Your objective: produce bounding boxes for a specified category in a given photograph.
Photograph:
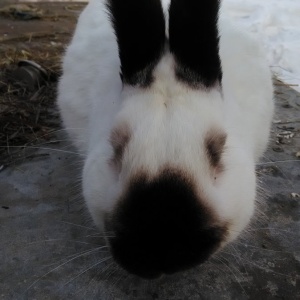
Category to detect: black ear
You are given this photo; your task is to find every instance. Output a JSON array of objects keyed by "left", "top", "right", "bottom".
[
  {"left": 169, "top": 0, "right": 222, "bottom": 88},
  {"left": 107, "top": 0, "right": 165, "bottom": 87}
]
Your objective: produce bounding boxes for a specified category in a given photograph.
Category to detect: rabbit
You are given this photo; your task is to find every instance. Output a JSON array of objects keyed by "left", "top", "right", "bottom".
[{"left": 57, "top": 0, "right": 274, "bottom": 279}]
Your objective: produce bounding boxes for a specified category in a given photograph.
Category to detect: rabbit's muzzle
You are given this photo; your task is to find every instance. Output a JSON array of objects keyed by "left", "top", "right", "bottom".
[{"left": 106, "top": 168, "right": 228, "bottom": 279}]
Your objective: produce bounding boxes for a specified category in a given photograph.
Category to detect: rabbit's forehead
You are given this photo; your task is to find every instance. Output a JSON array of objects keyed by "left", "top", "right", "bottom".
[
  {"left": 113, "top": 91, "right": 225, "bottom": 177},
  {"left": 118, "top": 95, "right": 224, "bottom": 149},
  {"left": 116, "top": 53, "right": 224, "bottom": 143},
  {"left": 119, "top": 83, "right": 224, "bottom": 133}
]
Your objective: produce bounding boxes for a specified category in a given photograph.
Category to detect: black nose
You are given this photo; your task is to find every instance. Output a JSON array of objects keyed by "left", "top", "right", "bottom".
[
  {"left": 107, "top": 169, "right": 227, "bottom": 279},
  {"left": 109, "top": 224, "right": 223, "bottom": 279}
]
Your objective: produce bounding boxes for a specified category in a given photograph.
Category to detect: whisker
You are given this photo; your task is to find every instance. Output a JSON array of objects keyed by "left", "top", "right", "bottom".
[
  {"left": 63, "top": 256, "right": 113, "bottom": 287},
  {"left": 104, "top": 266, "right": 119, "bottom": 282},
  {"left": 257, "top": 160, "right": 300, "bottom": 165},
  {"left": 221, "top": 251, "right": 293, "bottom": 278},
  {"left": 215, "top": 254, "right": 245, "bottom": 279},
  {"left": 226, "top": 244, "right": 248, "bottom": 274},
  {"left": 75, "top": 261, "right": 116, "bottom": 298},
  {"left": 85, "top": 234, "right": 115, "bottom": 238},
  {"left": 233, "top": 241, "right": 297, "bottom": 254},
  {"left": 60, "top": 221, "right": 97, "bottom": 231},
  {"left": 27, "top": 238, "right": 106, "bottom": 246},
  {"left": 41, "top": 247, "right": 108, "bottom": 269},
  {"left": 0, "top": 145, "right": 83, "bottom": 156},
  {"left": 99, "top": 261, "right": 116, "bottom": 278},
  {"left": 25, "top": 246, "right": 107, "bottom": 292},
  {"left": 111, "top": 272, "right": 126, "bottom": 288},
  {"left": 241, "top": 227, "right": 298, "bottom": 234},
  {"left": 214, "top": 256, "right": 248, "bottom": 295}
]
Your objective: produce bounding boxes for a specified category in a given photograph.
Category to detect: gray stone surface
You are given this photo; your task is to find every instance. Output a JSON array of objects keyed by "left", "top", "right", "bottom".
[{"left": 1, "top": 83, "right": 300, "bottom": 300}]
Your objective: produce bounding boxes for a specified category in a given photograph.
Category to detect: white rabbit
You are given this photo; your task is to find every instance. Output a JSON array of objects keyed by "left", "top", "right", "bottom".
[{"left": 57, "top": 0, "right": 274, "bottom": 278}]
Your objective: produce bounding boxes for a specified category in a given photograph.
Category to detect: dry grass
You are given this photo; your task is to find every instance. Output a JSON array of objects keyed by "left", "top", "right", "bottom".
[
  {"left": 0, "top": 38, "right": 66, "bottom": 166},
  {"left": 0, "top": 1, "right": 85, "bottom": 166},
  {"left": 0, "top": 72, "right": 60, "bottom": 165}
]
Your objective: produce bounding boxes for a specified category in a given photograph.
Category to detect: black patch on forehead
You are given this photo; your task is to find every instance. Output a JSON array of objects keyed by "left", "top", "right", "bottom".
[
  {"left": 169, "top": 0, "right": 222, "bottom": 88},
  {"left": 106, "top": 0, "right": 165, "bottom": 87},
  {"left": 108, "top": 168, "right": 227, "bottom": 279}
]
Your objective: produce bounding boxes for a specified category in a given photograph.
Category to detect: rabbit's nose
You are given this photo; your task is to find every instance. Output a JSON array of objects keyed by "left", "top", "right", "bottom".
[
  {"left": 107, "top": 168, "right": 227, "bottom": 278},
  {"left": 109, "top": 225, "right": 224, "bottom": 279}
]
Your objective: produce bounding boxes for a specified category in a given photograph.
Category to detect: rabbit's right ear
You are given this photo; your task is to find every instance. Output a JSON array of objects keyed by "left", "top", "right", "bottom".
[
  {"left": 169, "top": 0, "right": 222, "bottom": 88},
  {"left": 107, "top": 0, "right": 165, "bottom": 87}
]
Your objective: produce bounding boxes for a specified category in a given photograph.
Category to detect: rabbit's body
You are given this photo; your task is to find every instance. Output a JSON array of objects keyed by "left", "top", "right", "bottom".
[{"left": 58, "top": 0, "right": 273, "bottom": 278}]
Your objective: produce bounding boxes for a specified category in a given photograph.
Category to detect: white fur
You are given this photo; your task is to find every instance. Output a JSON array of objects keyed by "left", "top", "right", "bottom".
[{"left": 58, "top": 0, "right": 274, "bottom": 246}]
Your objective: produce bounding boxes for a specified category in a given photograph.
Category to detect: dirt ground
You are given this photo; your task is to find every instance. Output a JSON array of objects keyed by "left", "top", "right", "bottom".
[
  {"left": 0, "top": 1, "right": 85, "bottom": 166},
  {"left": 0, "top": 2, "right": 299, "bottom": 300}
]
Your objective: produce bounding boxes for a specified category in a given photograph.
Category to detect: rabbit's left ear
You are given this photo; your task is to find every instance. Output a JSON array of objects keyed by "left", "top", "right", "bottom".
[
  {"left": 169, "top": 0, "right": 222, "bottom": 88},
  {"left": 107, "top": 0, "right": 165, "bottom": 87}
]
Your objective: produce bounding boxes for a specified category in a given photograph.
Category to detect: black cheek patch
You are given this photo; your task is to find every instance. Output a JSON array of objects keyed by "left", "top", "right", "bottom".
[
  {"left": 169, "top": 0, "right": 222, "bottom": 88},
  {"left": 107, "top": 168, "right": 227, "bottom": 279},
  {"left": 106, "top": 0, "right": 166, "bottom": 87}
]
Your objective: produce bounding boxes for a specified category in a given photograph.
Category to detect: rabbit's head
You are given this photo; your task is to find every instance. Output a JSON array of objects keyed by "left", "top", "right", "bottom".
[{"left": 82, "top": 0, "right": 256, "bottom": 279}]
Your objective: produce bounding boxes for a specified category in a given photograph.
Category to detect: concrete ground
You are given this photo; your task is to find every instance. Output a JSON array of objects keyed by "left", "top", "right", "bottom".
[{"left": 0, "top": 2, "right": 300, "bottom": 300}]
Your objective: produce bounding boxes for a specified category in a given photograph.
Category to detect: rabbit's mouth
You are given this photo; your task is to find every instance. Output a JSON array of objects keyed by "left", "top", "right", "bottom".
[{"left": 104, "top": 167, "right": 228, "bottom": 279}]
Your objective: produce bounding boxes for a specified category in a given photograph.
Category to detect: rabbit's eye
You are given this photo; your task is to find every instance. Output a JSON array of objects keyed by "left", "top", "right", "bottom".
[
  {"left": 109, "top": 125, "right": 131, "bottom": 171},
  {"left": 205, "top": 130, "right": 227, "bottom": 171}
]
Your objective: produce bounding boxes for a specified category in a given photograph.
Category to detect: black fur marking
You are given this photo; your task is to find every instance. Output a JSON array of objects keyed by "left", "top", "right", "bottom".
[
  {"left": 109, "top": 125, "right": 131, "bottom": 172},
  {"left": 107, "top": 0, "right": 165, "bottom": 87},
  {"left": 206, "top": 132, "right": 227, "bottom": 170},
  {"left": 169, "top": 0, "right": 222, "bottom": 88},
  {"left": 107, "top": 168, "right": 226, "bottom": 279}
]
